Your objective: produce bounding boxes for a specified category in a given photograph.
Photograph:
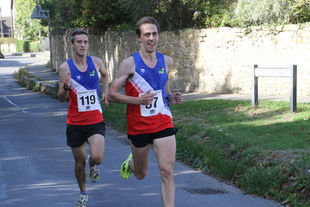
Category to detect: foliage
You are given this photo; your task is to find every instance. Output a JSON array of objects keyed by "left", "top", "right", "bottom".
[
  {"left": 72, "top": 0, "right": 130, "bottom": 30},
  {"left": 38, "top": 0, "right": 75, "bottom": 31},
  {"left": 37, "top": 0, "right": 238, "bottom": 31},
  {"left": 14, "top": 67, "right": 58, "bottom": 98},
  {"left": 38, "top": 0, "right": 131, "bottom": 31},
  {"left": 15, "top": 0, "right": 47, "bottom": 40},
  {"left": 186, "top": 0, "right": 237, "bottom": 28},
  {"left": 118, "top": 0, "right": 194, "bottom": 31},
  {"left": 234, "top": 0, "right": 310, "bottom": 27},
  {"left": 234, "top": 0, "right": 292, "bottom": 26},
  {"left": 289, "top": 0, "right": 310, "bottom": 24},
  {"left": 13, "top": 0, "right": 310, "bottom": 37},
  {"left": 29, "top": 41, "right": 41, "bottom": 52},
  {"left": 117, "top": 0, "right": 237, "bottom": 30},
  {"left": 15, "top": 40, "right": 30, "bottom": 52}
]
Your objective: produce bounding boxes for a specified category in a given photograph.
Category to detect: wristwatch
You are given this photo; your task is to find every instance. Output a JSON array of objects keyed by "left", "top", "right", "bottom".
[{"left": 63, "top": 84, "right": 71, "bottom": 91}]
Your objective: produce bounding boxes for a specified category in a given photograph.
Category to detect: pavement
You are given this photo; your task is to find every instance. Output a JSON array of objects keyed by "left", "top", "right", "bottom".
[{"left": 4, "top": 51, "right": 309, "bottom": 207}]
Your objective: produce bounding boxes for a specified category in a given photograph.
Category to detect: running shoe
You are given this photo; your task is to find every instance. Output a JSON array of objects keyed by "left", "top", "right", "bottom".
[
  {"left": 87, "top": 155, "right": 100, "bottom": 183},
  {"left": 76, "top": 194, "right": 88, "bottom": 207},
  {"left": 120, "top": 153, "right": 132, "bottom": 179}
]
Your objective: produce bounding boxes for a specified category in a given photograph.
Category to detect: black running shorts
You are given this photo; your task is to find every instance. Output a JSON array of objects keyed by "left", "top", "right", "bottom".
[
  {"left": 66, "top": 121, "right": 106, "bottom": 148},
  {"left": 128, "top": 127, "right": 178, "bottom": 148}
]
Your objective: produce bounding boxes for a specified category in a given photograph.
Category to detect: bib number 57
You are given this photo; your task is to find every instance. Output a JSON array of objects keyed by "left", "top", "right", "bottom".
[{"left": 139, "top": 90, "right": 164, "bottom": 117}]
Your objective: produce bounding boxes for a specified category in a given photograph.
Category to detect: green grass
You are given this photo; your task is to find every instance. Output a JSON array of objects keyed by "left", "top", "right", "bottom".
[{"left": 102, "top": 99, "right": 310, "bottom": 207}]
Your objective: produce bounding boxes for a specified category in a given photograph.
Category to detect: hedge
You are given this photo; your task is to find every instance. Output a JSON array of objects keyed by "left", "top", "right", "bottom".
[{"left": 15, "top": 40, "right": 31, "bottom": 52}]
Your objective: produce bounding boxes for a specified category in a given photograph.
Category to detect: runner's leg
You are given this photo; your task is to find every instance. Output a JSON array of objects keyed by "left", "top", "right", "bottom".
[
  {"left": 88, "top": 134, "right": 105, "bottom": 165},
  {"left": 130, "top": 143, "right": 151, "bottom": 180},
  {"left": 153, "top": 135, "right": 176, "bottom": 207},
  {"left": 71, "top": 142, "right": 87, "bottom": 192}
]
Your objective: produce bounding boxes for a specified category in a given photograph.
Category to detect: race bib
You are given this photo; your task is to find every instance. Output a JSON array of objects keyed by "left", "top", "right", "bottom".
[
  {"left": 77, "top": 89, "right": 98, "bottom": 112},
  {"left": 139, "top": 90, "right": 164, "bottom": 117}
]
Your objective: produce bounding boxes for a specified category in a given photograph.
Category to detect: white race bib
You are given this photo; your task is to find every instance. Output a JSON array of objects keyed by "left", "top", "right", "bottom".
[
  {"left": 139, "top": 90, "right": 164, "bottom": 117},
  {"left": 77, "top": 89, "right": 98, "bottom": 112}
]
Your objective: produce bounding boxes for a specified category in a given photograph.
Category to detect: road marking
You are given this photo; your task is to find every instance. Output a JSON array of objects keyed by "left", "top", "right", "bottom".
[{"left": 3, "top": 96, "right": 28, "bottom": 114}]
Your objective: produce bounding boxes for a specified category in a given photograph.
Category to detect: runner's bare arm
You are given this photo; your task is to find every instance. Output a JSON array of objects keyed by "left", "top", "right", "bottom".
[
  {"left": 164, "top": 55, "right": 182, "bottom": 105},
  {"left": 92, "top": 56, "right": 109, "bottom": 105},
  {"left": 57, "top": 62, "right": 71, "bottom": 102},
  {"left": 107, "top": 57, "right": 154, "bottom": 105}
]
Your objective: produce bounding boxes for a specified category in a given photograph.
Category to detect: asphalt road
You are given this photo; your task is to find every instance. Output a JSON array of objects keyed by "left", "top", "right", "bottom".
[{"left": 0, "top": 55, "right": 284, "bottom": 207}]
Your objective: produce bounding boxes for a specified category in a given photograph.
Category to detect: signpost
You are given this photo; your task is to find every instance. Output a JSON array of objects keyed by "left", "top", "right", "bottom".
[
  {"left": 0, "top": 7, "right": 4, "bottom": 38},
  {"left": 31, "top": 4, "right": 53, "bottom": 69},
  {"left": 252, "top": 64, "right": 297, "bottom": 112}
]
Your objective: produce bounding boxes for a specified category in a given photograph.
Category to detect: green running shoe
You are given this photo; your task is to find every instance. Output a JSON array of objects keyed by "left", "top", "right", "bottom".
[{"left": 120, "top": 153, "right": 132, "bottom": 179}]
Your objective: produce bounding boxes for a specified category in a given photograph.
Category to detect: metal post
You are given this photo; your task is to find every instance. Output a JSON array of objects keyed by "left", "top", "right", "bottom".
[
  {"left": 10, "top": 9, "right": 13, "bottom": 38},
  {"left": 47, "top": 10, "right": 53, "bottom": 70},
  {"left": 252, "top": 64, "right": 258, "bottom": 106},
  {"left": 0, "top": 7, "right": 4, "bottom": 38},
  {"left": 290, "top": 64, "right": 297, "bottom": 112},
  {"left": 31, "top": 4, "right": 52, "bottom": 70}
]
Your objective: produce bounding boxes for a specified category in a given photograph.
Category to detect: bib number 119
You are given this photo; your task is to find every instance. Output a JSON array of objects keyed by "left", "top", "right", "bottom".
[
  {"left": 79, "top": 95, "right": 96, "bottom": 105},
  {"left": 77, "top": 89, "right": 98, "bottom": 112}
]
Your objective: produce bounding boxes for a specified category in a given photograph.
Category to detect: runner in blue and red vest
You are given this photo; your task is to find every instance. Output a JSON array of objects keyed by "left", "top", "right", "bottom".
[
  {"left": 58, "top": 29, "right": 109, "bottom": 207},
  {"left": 108, "top": 16, "right": 183, "bottom": 207}
]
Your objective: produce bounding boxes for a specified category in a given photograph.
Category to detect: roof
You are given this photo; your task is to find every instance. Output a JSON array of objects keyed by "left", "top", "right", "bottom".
[{"left": 2, "top": 17, "right": 13, "bottom": 28}]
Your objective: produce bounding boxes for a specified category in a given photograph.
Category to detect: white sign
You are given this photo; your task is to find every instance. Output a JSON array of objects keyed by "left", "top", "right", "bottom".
[{"left": 255, "top": 68, "right": 290, "bottom": 77}]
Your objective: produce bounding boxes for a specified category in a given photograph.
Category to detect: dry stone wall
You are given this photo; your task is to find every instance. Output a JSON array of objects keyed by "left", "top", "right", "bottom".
[{"left": 51, "top": 25, "right": 310, "bottom": 96}]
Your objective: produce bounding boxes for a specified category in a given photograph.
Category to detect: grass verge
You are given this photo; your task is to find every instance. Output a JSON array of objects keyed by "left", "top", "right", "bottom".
[
  {"left": 14, "top": 67, "right": 59, "bottom": 99},
  {"left": 102, "top": 99, "right": 310, "bottom": 207}
]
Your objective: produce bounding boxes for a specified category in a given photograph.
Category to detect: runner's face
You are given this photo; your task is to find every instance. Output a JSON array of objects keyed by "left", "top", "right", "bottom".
[
  {"left": 72, "top": 34, "right": 89, "bottom": 57},
  {"left": 138, "top": 23, "right": 159, "bottom": 53}
]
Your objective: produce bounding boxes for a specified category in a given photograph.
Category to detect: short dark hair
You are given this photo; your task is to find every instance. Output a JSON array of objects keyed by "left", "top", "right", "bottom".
[
  {"left": 71, "top": 29, "right": 89, "bottom": 43},
  {"left": 135, "top": 16, "right": 160, "bottom": 37}
]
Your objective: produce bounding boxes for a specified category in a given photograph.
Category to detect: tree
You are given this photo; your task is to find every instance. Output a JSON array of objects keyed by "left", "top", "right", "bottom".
[
  {"left": 15, "top": 0, "right": 46, "bottom": 40},
  {"left": 118, "top": 0, "right": 237, "bottom": 30},
  {"left": 234, "top": 0, "right": 310, "bottom": 27},
  {"left": 72, "top": 0, "right": 131, "bottom": 30},
  {"left": 37, "top": 0, "right": 132, "bottom": 32},
  {"left": 118, "top": 0, "right": 194, "bottom": 31},
  {"left": 37, "top": 0, "right": 76, "bottom": 32}
]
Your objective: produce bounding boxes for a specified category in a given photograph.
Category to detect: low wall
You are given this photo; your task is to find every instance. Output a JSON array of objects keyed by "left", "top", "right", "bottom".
[
  {"left": 1, "top": 42, "right": 16, "bottom": 52},
  {"left": 51, "top": 25, "right": 310, "bottom": 96}
]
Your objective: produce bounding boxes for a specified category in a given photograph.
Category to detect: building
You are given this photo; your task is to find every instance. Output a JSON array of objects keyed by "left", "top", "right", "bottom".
[{"left": 0, "top": 16, "right": 13, "bottom": 37}]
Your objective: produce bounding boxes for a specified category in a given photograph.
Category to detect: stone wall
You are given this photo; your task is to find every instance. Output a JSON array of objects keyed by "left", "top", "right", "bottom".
[{"left": 51, "top": 25, "right": 310, "bottom": 96}]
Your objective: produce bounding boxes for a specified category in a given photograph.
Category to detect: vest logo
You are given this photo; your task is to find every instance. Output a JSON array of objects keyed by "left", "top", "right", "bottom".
[
  {"left": 140, "top": 68, "right": 146, "bottom": 73},
  {"left": 158, "top": 67, "right": 165, "bottom": 74},
  {"left": 89, "top": 70, "right": 95, "bottom": 77}
]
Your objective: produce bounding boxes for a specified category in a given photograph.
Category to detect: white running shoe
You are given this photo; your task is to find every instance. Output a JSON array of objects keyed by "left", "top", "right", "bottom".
[
  {"left": 87, "top": 155, "right": 100, "bottom": 183},
  {"left": 76, "top": 194, "right": 88, "bottom": 207}
]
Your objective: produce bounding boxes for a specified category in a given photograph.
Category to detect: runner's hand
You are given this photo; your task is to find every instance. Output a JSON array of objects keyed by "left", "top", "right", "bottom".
[
  {"left": 63, "top": 73, "right": 71, "bottom": 88},
  {"left": 139, "top": 89, "right": 155, "bottom": 105},
  {"left": 102, "top": 93, "right": 109, "bottom": 105},
  {"left": 170, "top": 92, "right": 183, "bottom": 105}
]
